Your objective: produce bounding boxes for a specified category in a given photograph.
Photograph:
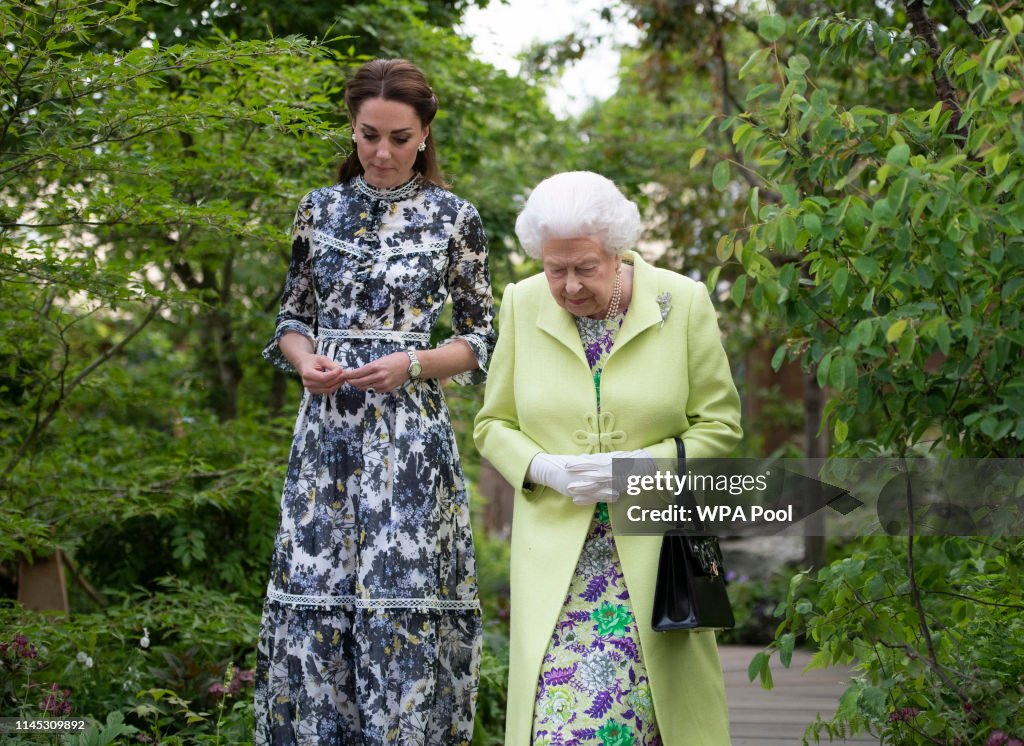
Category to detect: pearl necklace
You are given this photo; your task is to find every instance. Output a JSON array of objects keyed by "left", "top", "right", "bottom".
[{"left": 605, "top": 266, "right": 623, "bottom": 321}]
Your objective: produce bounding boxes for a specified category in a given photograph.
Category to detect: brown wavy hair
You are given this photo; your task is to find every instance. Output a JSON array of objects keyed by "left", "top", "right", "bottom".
[{"left": 336, "top": 59, "right": 446, "bottom": 188}]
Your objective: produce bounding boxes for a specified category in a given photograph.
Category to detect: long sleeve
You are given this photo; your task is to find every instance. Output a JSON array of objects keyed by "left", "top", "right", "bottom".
[
  {"left": 263, "top": 194, "right": 317, "bottom": 372},
  {"left": 473, "top": 282, "right": 545, "bottom": 492},
  {"left": 439, "top": 201, "right": 495, "bottom": 385}
]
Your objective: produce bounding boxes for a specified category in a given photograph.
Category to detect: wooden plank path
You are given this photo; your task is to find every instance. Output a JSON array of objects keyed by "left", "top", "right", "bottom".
[{"left": 721, "top": 645, "right": 877, "bottom": 745}]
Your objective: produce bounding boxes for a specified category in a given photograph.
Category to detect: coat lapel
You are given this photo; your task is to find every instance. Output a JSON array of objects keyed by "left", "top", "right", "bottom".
[{"left": 536, "top": 290, "right": 589, "bottom": 365}]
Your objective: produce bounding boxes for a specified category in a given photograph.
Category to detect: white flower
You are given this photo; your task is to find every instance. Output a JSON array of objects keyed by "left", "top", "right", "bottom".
[
  {"left": 140, "top": 628, "right": 150, "bottom": 649},
  {"left": 76, "top": 651, "right": 94, "bottom": 668}
]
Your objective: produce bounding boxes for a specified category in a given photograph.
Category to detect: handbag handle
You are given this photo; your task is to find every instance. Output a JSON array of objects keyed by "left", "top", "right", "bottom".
[{"left": 674, "top": 437, "right": 707, "bottom": 535}]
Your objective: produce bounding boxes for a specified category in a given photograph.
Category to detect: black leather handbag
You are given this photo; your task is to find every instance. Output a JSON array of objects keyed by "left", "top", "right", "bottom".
[{"left": 651, "top": 438, "right": 736, "bottom": 631}]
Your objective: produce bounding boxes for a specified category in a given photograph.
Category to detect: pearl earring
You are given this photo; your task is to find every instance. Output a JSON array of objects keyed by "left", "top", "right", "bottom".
[
  {"left": 418, "top": 140, "right": 427, "bottom": 152},
  {"left": 351, "top": 132, "right": 357, "bottom": 142}
]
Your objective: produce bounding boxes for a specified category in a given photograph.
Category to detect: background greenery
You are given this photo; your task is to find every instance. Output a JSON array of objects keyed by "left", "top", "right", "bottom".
[{"left": 2, "top": 0, "right": 1022, "bottom": 744}]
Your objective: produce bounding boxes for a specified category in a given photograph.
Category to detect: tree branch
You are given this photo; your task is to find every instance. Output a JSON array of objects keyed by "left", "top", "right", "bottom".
[
  {"left": 904, "top": 462, "right": 971, "bottom": 703},
  {"left": 950, "top": 0, "right": 990, "bottom": 39},
  {"left": 5, "top": 301, "right": 164, "bottom": 476},
  {"left": 904, "top": 0, "right": 968, "bottom": 140}
]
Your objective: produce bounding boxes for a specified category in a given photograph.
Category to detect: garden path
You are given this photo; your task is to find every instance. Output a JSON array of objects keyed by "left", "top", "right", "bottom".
[{"left": 721, "top": 645, "right": 877, "bottom": 744}]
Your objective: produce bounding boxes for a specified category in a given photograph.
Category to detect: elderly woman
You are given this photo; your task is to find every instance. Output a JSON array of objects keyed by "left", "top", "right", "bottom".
[{"left": 474, "top": 171, "right": 741, "bottom": 745}]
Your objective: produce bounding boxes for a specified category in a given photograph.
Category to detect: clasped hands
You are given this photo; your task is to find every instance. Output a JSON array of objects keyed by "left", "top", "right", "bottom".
[
  {"left": 528, "top": 450, "right": 656, "bottom": 506},
  {"left": 296, "top": 352, "right": 410, "bottom": 395}
]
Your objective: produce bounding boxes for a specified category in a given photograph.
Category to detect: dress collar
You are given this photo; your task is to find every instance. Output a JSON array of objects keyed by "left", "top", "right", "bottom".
[{"left": 353, "top": 174, "right": 424, "bottom": 202}]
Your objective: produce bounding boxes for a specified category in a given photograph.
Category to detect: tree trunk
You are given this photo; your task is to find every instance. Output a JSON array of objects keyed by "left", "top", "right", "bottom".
[{"left": 803, "top": 370, "right": 828, "bottom": 569}]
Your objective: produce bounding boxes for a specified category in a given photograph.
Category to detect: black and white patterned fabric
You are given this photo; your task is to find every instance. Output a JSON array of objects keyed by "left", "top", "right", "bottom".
[{"left": 254, "top": 175, "right": 494, "bottom": 745}]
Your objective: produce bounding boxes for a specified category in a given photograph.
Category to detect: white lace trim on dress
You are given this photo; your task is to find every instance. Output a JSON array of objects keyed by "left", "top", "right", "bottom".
[
  {"left": 318, "top": 328, "right": 431, "bottom": 344},
  {"left": 267, "top": 586, "right": 479, "bottom": 611},
  {"left": 352, "top": 174, "right": 424, "bottom": 202},
  {"left": 313, "top": 230, "right": 366, "bottom": 258}
]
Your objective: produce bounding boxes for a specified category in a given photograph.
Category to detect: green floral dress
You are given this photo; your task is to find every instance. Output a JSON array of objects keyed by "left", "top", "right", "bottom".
[{"left": 531, "top": 310, "right": 662, "bottom": 746}]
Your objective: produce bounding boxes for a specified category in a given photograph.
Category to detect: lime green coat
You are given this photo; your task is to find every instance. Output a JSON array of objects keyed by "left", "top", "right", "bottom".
[{"left": 473, "top": 252, "right": 742, "bottom": 745}]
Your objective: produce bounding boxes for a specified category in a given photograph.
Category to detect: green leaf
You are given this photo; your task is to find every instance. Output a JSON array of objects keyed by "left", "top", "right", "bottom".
[
  {"left": 779, "top": 633, "right": 796, "bottom": 668},
  {"left": 829, "top": 353, "right": 849, "bottom": 389},
  {"left": 993, "top": 150, "right": 1010, "bottom": 175},
  {"left": 853, "top": 256, "right": 880, "bottom": 280},
  {"left": 935, "top": 319, "right": 952, "bottom": 355},
  {"left": 861, "top": 687, "right": 888, "bottom": 717},
  {"left": 690, "top": 147, "right": 707, "bottom": 169},
  {"left": 804, "top": 212, "right": 821, "bottom": 236},
  {"left": 706, "top": 265, "right": 722, "bottom": 293},
  {"left": 847, "top": 318, "right": 875, "bottom": 350},
  {"left": 872, "top": 198, "right": 894, "bottom": 222},
  {"left": 758, "top": 15, "right": 787, "bottom": 42},
  {"left": 787, "top": 54, "right": 811, "bottom": 76},
  {"left": 715, "top": 234, "right": 733, "bottom": 262},
  {"left": 696, "top": 114, "right": 716, "bottom": 136},
  {"left": 816, "top": 351, "right": 832, "bottom": 389},
  {"left": 779, "top": 216, "right": 797, "bottom": 249},
  {"left": 832, "top": 266, "right": 849, "bottom": 298},
  {"left": 771, "top": 344, "right": 787, "bottom": 372},
  {"left": 886, "top": 318, "right": 908, "bottom": 343},
  {"left": 967, "top": 3, "right": 990, "bottom": 24},
  {"left": 731, "top": 274, "right": 747, "bottom": 306},
  {"left": 834, "top": 418, "right": 849, "bottom": 444},
  {"left": 886, "top": 143, "right": 910, "bottom": 166},
  {"left": 746, "top": 82, "right": 778, "bottom": 102},
  {"left": 712, "top": 160, "right": 731, "bottom": 190},
  {"left": 739, "top": 47, "right": 772, "bottom": 80},
  {"left": 838, "top": 686, "right": 861, "bottom": 717},
  {"left": 747, "top": 650, "right": 767, "bottom": 682}
]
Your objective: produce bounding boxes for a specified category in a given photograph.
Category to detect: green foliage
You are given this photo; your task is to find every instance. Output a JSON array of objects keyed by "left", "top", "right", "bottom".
[
  {"left": 716, "top": 6, "right": 1024, "bottom": 459},
  {"left": 606, "top": 1, "right": 1024, "bottom": 742},
  {"left": 715, "top": 569, "right": 796, "bottom": 646},
  {"left": 758, "top": 536, "right": 1024, "bottom": 744},
  {"left": 0, "top": 580, "right": 259, "bottom": 743},
  {"left": 707, "top": 4, "right": 1024, "bottom": 742},
  {"left": 474, "top": 628, "right": 510, "bottom": 745}
]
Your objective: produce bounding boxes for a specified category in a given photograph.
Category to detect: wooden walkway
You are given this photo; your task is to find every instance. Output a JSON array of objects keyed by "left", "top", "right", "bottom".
[{"left": 721, "top": 645, "right": 877, "bottom": 745}]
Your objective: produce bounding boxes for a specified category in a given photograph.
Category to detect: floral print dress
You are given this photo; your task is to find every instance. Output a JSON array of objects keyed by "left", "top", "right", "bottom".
[
  {"left": 532, "top": 308, "right": 662, "bottom": 746},
  {"left": 255, "top": 175, "right": 494, "bottom": 745}
]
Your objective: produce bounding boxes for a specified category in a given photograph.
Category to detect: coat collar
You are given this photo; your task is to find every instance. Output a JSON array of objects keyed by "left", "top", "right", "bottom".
[{"left": 536, "top": 250, "right": 664, "bottom": 362}]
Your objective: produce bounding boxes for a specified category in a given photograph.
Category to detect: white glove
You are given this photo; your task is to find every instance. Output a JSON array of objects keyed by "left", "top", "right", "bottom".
[
  {"left": 565, "top": 449, "right": 656, "bottom": 506},
  {"left": 527, "top": 453, "right": 574, "bottom": 496}
]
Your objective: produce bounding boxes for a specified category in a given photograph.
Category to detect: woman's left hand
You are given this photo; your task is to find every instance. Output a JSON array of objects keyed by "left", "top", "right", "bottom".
[{"left": 345, "top": 352, "right": 411, "bottom": 393}]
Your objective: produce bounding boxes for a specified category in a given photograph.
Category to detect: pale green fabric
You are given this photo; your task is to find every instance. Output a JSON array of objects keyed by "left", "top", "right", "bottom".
[{"left": 474, "top": 251, "right": 742, "bottom": 746}]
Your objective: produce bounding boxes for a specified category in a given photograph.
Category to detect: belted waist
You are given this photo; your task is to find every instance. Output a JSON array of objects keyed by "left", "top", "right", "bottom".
[{"left": 318, "top": 327, "right": 430, "bottom": 345}]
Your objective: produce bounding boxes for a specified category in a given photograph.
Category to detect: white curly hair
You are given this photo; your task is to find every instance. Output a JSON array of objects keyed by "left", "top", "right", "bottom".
[{"left": 514, "top": 171, "right": 641, "bottom": 259}]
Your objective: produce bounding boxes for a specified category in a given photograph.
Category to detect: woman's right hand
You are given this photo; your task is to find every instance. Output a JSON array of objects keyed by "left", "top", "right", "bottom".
[
  {"left": 527, "top": 453, "right": 575, "bottom": 496},
  {"left": 295, "top": 353, "right": 347, "bottom": 395}
]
